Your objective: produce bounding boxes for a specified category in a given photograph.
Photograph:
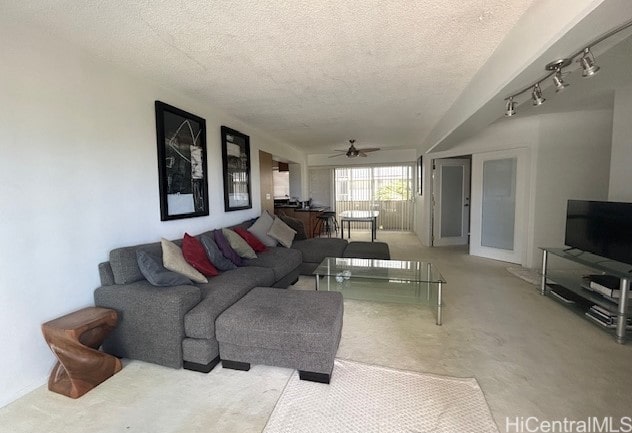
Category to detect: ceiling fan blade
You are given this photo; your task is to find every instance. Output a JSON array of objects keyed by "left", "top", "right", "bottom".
[
  {"left": 359, "top": 151, "right": 368, "bottom": 157},
  {"left": 328, "top": 153, "right": 347, "bottom": 158},
  {"left": 333, "top": 149, "right": 348, "bottom": 152},
  {"left": 359, "top": 147, "right": 380, "bottom": 153}
]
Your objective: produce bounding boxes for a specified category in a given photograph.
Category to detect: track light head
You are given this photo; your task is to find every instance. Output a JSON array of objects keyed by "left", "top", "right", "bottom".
[
  {"left": 579, "top": 47, "right": 600, "bottom": 77},
  {"left": 504, "top": 97, "right": 516, "bottom": 117},
  {"left": 531, "top": 84, "right": 545, "bottom": 106},
  {"left": 552, "top": 70, "right": 570, "bottom": 92}
]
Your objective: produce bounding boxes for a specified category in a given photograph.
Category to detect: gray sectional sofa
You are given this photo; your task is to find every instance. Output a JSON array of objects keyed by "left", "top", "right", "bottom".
[{"left": 94, "top": 218, "right": 386, "bottom": 374}]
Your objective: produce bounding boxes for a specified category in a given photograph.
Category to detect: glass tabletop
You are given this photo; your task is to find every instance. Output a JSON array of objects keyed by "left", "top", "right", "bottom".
[
  {"left": 313, "top": 257, "right": 445, "bottom": 283},
  {"left": 339, "top": 210, "right": 379, "bottom": 219}
]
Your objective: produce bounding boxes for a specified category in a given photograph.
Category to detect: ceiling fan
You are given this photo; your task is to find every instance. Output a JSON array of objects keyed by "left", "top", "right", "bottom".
[{"left": 329, "top": 139, "right": 381, "bottom": 158}]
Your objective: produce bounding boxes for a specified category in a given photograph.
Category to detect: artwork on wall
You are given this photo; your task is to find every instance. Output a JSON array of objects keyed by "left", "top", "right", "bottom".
[
  {"left": 221, "top": 126, "right": 252, "bottom": 211},
  {"left": 155, "top": 101, "right": 209, "bottom": 221},
  {"left": 417, "top": 156, "right": 423, "bottom": 195}
]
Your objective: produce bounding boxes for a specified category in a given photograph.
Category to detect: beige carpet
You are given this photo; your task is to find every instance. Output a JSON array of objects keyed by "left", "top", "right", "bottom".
[{"left": 263, "top": 359, "right": 499, "bottom": 433}]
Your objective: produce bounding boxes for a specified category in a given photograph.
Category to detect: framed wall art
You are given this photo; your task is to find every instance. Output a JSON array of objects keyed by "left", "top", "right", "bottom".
[
  {"left": 221, "top": 126, "right": 252, "bottom": 211},
  {"left": 155, "top": 101, "right": 209, "bottom": 221}
]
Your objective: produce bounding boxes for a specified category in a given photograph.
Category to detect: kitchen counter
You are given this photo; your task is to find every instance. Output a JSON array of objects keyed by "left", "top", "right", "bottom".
[
  {"left": 294, "top": 207, "right": 328, "bottom": 212},
  {"left": 274, "top": 206, "right": 329, "bottom": 238}
]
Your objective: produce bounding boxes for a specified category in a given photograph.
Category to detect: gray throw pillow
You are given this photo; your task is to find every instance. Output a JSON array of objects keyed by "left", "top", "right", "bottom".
[
  {"left": 200, "top": 234, "right": 237, "bottom": 271},
  {"left": 136, "top": 250, "right": 192, "bottom": 287},
  {"left": 267, "top": 216, "right": 297, "bottom": 248},
  {"left": 247, "top": 211, "right": 278, "bottom": 247}
]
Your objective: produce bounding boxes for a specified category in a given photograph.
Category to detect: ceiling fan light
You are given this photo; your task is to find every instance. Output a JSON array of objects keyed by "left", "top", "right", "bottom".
[
  {"left": 552, "top": 70, "right": 569, "bottom": 92},
  {"left": 504, "top": 97, "right": 516, "bottom": 117},
  {"left": 531, "top": 84, "right": 545, "bottom": 106},
  {"left": 579, "top": 48, "right": 600, "bottom": 77}
]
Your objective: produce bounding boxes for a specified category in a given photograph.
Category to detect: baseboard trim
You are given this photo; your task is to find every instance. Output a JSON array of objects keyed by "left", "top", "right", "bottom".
[{"left": 183, "top": 355, "right": 220, "bottom": 373}]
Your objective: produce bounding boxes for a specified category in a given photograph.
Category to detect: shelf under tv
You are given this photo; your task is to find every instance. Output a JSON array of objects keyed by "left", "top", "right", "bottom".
[{"left": 540, "top": 247, "right": 631, "bottom": 344}]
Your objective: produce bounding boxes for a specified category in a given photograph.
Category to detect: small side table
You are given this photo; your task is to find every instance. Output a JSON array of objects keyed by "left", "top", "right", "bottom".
[{"left": 41, "top": 307, "right": 122, "bottom": 398}]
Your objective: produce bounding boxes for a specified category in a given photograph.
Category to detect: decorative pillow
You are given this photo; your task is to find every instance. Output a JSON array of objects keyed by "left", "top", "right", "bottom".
[
  {"left": 267, "top": 216, "right": 297, "bottom": 248},
  {"left": 279, "top": 214, "right": 307, "bottom": 241},
  {"left": 161, "top": 238, "right": 208, "bottom": 284},
  {"left": 247, "top": 211, "right": 278, "bottom": 247},
  {"left": 199, "top": 234, "right": 237, "bottom": 271},
  {"left": 182, "top": 233, "right": 219, "bottom": 277},
  {"left": 233, "top": 227, "right": 267, "bottom": 252},
  {"left": 136, "top": 250, "right": 192, "bottom": 287},
  {"left": 222, "top": 228, "right": 257, "bottom": 259},
  {"left": 213, "top": 230, "right": 243, "bottom": 266}
]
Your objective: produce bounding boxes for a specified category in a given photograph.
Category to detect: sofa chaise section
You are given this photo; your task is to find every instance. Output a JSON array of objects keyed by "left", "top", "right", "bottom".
[{"left": 182, "top": 266, "right": 276, "bottom": 371}]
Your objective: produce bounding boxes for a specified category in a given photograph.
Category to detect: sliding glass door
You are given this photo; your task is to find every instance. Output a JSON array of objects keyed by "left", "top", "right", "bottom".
[{"left": 334, "top": 165, "right": 414, "bottom": 231}]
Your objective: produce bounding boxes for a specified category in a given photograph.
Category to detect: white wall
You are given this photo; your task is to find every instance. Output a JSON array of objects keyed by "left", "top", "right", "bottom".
[
  {"left": 288, "top": 164, "right": 303, "bottom": 200},
  {"left": 0, "top": 20, "right": 304, "bottom": 407},
  {"left": 308, "top": 168, "right": 333, "bottom": 208},
  {"left": 422, "top": 110, "right": 613, "bottom": 268},
  {"left": 531, "top": 110, "right": 612, "bottom": 267},
  {"left": 609, "top": 87, "right": 632, "bottom": 201}
]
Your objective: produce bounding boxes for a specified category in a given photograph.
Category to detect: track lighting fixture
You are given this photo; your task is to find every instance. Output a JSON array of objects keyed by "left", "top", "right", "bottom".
[
  {"left": 578, "top": 47, "right": 600, "bottom": 77},
  {"left": 552, "top": 69, "right": 569, "bottom": 92},
  {"left": 531, "top": 84, "right": 545, "bottom": 106},
  {"left": 502, "top": 18, "right": 632, "bottom": 117},
  {"left": 504, "top": 97, "right": 516, "bottom": 117}
]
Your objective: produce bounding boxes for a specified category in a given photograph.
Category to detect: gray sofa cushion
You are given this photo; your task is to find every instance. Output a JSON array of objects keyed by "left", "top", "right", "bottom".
[
  {"left": 216, "top": 287, "right": 343, "bottom": 354},
  {"left": 184, "top": 267, "right": 275, "bottom": 339},
  {"left": 137, "top": 250, "right": 192, "bottom": 287},
  {"left": 244, "top": 247, "right": 302, "bottom": 282},
  {"left": 291, "top": 238, "right": 348, "bottom": 264},
  {"left": 110, "top": 242, "right": 162, "bottom": 285}
]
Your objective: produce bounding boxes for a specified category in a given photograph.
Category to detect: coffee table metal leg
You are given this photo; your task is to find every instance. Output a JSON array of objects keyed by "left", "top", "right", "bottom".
[
  {"left": 315, "top": 273, "right": 320, "bottom": 290},
  {"left": 436, "top": 281, "right": 443, "bottom": 326}
]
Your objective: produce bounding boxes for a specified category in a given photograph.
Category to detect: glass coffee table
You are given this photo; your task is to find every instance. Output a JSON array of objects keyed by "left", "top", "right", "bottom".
[{"left": 313, "top": 257, "right": 446, "bottom": 325}]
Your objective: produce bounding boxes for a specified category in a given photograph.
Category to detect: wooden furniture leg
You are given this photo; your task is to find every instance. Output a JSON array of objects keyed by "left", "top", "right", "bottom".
[{"left": 41, "top": 307, "right": 122, "bottom": 398}]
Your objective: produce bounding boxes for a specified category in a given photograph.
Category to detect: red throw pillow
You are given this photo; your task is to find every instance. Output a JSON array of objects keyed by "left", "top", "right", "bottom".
[
  {"left": 182, "top": 233, "right": 219, "bottom": 277},
  {"left": 234, "top": 227, "right": 267, "bottom": 252}
]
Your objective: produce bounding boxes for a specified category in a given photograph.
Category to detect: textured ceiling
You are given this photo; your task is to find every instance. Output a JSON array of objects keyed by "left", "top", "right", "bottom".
[{"left": 5, "top": 0, "right": 536, "bottom": 154}]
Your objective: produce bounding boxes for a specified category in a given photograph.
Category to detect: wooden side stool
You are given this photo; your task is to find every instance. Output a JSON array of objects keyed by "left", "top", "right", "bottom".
[{"left": 41, "top": 307, "right": 122, "bottom": 398}]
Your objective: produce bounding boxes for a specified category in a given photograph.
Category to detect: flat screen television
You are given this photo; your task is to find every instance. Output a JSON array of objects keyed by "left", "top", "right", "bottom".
[{"left": 565, "top": 200, "right": 632, "bottom": 265}]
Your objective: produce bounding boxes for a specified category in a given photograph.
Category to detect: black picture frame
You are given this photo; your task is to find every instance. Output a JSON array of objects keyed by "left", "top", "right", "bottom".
[
  {"left": 417, "top": 156, "right": 423, "bottom": 195},
  {"left": 155, "top": 101, "right": 209, "bottom": 221},
  {"left": 221, "top": 126, "right": 252, "bottom": 211}
]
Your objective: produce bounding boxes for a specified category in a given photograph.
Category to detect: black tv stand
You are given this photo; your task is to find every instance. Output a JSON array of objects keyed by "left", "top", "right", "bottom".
[{"left": 540, "top": 247, "right": 631, "bottom": 344}]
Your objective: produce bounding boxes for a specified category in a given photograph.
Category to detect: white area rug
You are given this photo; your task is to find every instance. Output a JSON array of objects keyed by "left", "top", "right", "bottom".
[{"left": 263, "top": 359, "right": 499, "bottom": 433}]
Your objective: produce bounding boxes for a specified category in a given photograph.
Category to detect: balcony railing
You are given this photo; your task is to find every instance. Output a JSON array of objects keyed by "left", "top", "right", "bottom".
[{"left": 335, "top": 200, "right": 412, "bottom": 231}]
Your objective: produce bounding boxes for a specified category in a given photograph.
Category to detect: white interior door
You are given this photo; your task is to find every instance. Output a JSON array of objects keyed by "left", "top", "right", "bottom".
[
  {"left": 432, "top": 158, "right": 470, "bottom": 246},
  {"left": 470, "top": 149, "right": 528, "bottom": 264}
]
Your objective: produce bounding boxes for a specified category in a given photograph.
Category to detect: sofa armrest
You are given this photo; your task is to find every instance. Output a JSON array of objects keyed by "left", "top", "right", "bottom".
[{"left": 94, "top": 281, "right": 201, "bottom": 369}]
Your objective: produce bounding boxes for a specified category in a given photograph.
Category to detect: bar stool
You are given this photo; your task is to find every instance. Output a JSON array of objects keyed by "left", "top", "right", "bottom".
[
  {"left": 323, "top": 211, "right": 338, "bottom": 234},
  {"left": 314, "top": 212, "right": 338, "bottom": 238}
]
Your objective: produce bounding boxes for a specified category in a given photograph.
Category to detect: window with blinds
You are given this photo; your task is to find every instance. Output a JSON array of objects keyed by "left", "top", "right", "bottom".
[{"left": 334, "top": 165, "right": 413, "bottom": 231}]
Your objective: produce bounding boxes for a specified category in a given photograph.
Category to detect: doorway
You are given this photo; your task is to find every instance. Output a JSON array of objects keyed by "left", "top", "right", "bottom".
[
  {"left": 469, "top": 148, "right": 528, "bottom": 264},
  {"left": 432, "top": 158, "right": 471, "bottom": 246}
]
